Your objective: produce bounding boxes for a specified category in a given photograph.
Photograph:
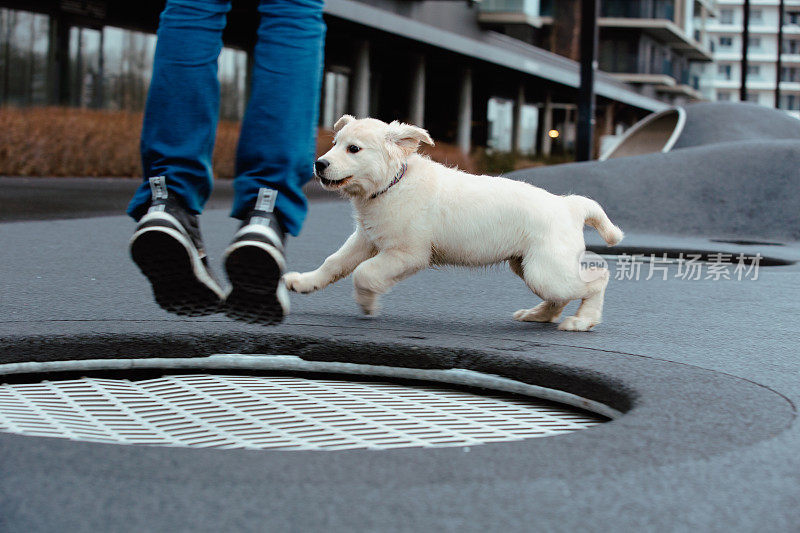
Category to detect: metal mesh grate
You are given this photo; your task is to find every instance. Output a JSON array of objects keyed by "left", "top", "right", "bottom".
[{"left": 0, "top": 374, "right": 605, "bottom": 450}]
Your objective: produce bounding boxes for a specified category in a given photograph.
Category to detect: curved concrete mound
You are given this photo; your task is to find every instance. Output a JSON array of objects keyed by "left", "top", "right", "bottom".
[
  {"left": 602, "top": 102, "right": 800, "bottom": 159},
  {"left": 512, "top": 140, "right": 800, "bottom": 241},
  {"left": 514, "top": 104, "right": 800, "bottom": 242}
]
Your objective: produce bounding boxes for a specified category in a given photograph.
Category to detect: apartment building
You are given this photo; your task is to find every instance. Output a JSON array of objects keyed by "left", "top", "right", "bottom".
[
  {"left": 1, "top": 0, "right": 672, "bottom": 157},
  {"left": 693, "top": 0, "right": 800, "bottom": 118},
  {"left": 479, "top": 0, "right": 716, "bottom": 105}
]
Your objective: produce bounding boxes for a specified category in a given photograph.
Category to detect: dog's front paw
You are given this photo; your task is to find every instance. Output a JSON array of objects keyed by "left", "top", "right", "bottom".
[
  {"left": 283, "top": 272, "right": 320, "bottom": 294},
  {"left": 557, "top": 316, "right": 597, "bottom": 332},
  {"left": 354, "top": 287, "right": 380, "bottom": 316}
]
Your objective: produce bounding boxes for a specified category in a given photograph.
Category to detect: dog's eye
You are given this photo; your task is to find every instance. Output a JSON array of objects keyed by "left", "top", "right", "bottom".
[{"left": 347, "top": 145, "right": 361, "bottom": 154}]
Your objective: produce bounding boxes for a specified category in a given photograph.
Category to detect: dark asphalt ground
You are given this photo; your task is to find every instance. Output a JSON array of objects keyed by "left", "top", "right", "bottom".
[
  {"left": 1, "top": 161, "right": 799, "bottom": 531},
  {"left": 0, "top": 176, "right": 336, "bottom": 222}
]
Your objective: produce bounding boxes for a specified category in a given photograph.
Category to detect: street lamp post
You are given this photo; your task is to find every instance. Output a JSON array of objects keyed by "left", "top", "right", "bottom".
[
  {"left": 576, "top": 0, "right": 598, "bottom": 162},
  {"left": 776, "top": 0, "right": 785, "bottom": 108},
  {"left": 740, "top": 0, "right": 750, "bottom": 102}
]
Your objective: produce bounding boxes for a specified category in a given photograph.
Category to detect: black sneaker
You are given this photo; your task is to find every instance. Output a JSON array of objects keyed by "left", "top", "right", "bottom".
[
  {"left": 223, "top": 188, "right": 289, "bottom": 325},
  {"left": 129, "top": 176, "right": 225, "bottom": 316}
]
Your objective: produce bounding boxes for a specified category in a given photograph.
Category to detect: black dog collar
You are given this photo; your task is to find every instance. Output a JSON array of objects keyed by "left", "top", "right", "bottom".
[{"left": 370, "top": 163, "right": 408, "bottom": 199}]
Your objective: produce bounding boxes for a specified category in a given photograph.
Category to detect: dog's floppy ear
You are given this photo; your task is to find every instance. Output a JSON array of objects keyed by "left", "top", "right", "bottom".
[
  {"left": 386, "top": 121, "right": 434, "bottom": 156},
  {"left": 333, "top": 114, "right": 355, "bottom": 133}
]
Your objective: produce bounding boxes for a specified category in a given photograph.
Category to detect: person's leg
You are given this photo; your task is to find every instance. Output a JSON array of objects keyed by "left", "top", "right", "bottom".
[
  {"left": 222, "top": 0, "right": 325, "bottom": 325},
  {"left": 231, "top": 0, "right": 326, "bottom": 236},
  {"left": 127, "top": 0, "right": 231, "bottom": 220},
  {"left": 128, "top": 0, "right": 231, "bottom": 316}
]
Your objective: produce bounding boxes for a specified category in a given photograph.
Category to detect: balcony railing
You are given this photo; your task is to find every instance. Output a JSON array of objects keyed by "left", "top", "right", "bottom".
[{"left": 601, "top": 0, "right": 675, "bottom": 22}]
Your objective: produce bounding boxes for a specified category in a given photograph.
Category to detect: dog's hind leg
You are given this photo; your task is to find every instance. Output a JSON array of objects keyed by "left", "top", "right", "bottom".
[
  {"left": 510, "top": 257, "right": 569, "bottom": 323},
  {"left": 513, "top": 301, "right": 569, "bottom": 323},
  {"left": 558, "top": 269, "right": 609, "bottom": 332}
]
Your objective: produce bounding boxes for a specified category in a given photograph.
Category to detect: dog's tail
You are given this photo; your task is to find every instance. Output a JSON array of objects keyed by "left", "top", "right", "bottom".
[{"left": 567, "top": 195, "right": 624, "bottom": 246}]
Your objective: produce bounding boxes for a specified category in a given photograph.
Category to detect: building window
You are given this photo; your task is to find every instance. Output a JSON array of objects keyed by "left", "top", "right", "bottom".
[
  {"left": 653, "top": 0, "right": 675, "bottom": 21},
  {"left": 783, "top": 40, "right": 800, "bottom": 54},
  {"left": 720, "top": 9, "right": 734, "bottom": 25},
  {"left": 487, "top": 98, "right": 514, "bottom": 152},
  {"left": 780, "top": 94, "right": 799, "bottom": 111},
  {"left": 0, "top": 8, "right": 248, "bottom": 117},
  {"left": 749, "top": 9, "right": 763, "bottom": 25},
  {"left": 218, "top": 48, "right": 248, "bottom": 121},
  {"left": 781, "top": 67, "right": 800, "bottom": 82},
  {"left": 0, "top": 9, "right": 50, "bottom": 106},
  {"left": 717, "top": 92, "right": 732, "bottom": 102},
  {"left": 599, "top": 38, "right": 637, "bottom": 74},
  {"left": 748, "top": 37, "right": 761, "bottom": 50},
  {"left": 719, "top": 36, "right": 733, "bottom": 48},
  {"left": 718, "top": 64, "right": 732, "bottom": 80},
  {"left": 747, "top": 65, "right": 760, "bottom": 78},
  {"left": 787, "top": 11, "right": 800, "bottom": 25}
]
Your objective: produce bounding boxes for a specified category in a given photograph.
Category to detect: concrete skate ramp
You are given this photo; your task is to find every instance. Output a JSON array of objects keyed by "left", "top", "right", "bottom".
[
  {"left": 510, "top": 139, "right": 800, "bottom": 241},
  {"left": 602, "top": 102, "right": 800, "bottom": 160},
  {"left": 602, "top": 108, "right": 685, "bottom": 159}
]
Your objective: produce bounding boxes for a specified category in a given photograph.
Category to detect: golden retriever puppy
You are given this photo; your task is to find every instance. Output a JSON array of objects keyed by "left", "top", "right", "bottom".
[{"left": 284, "top": 115, "right": 623, "bottom": 331}]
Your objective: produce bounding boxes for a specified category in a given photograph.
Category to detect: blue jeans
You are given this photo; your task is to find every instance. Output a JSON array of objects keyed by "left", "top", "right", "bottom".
[{"left": 127, "top": 0, "right": 326, "bottom": 236}]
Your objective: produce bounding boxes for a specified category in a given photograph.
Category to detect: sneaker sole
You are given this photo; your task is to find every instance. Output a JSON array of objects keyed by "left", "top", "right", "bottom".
[
  {"left": 130, "top": 227, "right": 224, "bottom": 317},
  {"left": 223, "top": 241, "right": 289, "bottom": 325}
]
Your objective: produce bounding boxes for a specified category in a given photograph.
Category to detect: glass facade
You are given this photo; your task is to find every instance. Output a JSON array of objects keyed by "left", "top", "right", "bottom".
[
  {"left": 321, "top": 70, "right": 349, "bottom": 130},
  {"left": 479, "top": 0, "right": 542, "bottom": 16},
  {"left": 487, "top": 97, "right": 514, "bottom": 151},
  {"left": 0, "top": 8, "right": 248, "bottom": 120},
  {"left": 0, "top": 9, "right": 49, "bottom": 106},
  {"left": 487, "top": 97, "right": 538, "bottom": 154}
]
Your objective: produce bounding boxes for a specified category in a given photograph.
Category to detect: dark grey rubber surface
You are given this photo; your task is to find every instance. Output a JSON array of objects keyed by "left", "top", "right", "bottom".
[
  {"left": 509, "top": 139, "right": 800, "bottom": 241},
  {"left": 671, "top": 102, "right": 800, "bottom": 150},
  {"left": 1, "top": 167, "right": 799, "bottom": 531}
]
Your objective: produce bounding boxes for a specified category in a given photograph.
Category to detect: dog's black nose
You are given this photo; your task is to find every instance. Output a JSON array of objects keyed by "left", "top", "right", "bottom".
[{"left": 314, "top": 159, "right": 330, "bottom": 175}]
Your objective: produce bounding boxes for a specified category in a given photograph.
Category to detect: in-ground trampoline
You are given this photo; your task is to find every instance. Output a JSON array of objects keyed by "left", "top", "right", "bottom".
[{"left": 0, "top": 356, "right": 610, "bottom": 450}]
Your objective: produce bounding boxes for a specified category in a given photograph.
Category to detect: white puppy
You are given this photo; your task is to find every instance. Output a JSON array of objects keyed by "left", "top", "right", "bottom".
[{"left": 283, "top": 115, "right": 624, "bottom": 331}]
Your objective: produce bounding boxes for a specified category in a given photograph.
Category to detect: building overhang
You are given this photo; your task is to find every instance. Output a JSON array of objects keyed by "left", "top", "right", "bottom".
[
  {"left": 610, "top": 74, "right": 703, "bottom": 100},
  {"left": 611, "top": 73, "right": 677, "bottom": 86},
  {"left": 599, "top": 18, "right": 714, "bottom": 62},
  {"left": 656, "top": 84, "right": 703, "bottom": 100},
  {"left": 324, "top": 0, "right": 668, "bottom": 113},
  {"left": 477, "top": 12, "right": 553, "bottom": 28}
]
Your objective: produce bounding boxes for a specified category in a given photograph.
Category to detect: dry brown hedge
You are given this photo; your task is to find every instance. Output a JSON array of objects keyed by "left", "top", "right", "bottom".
[{"left": 0, "top": 107, "right": 478, "bottom": 178}]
